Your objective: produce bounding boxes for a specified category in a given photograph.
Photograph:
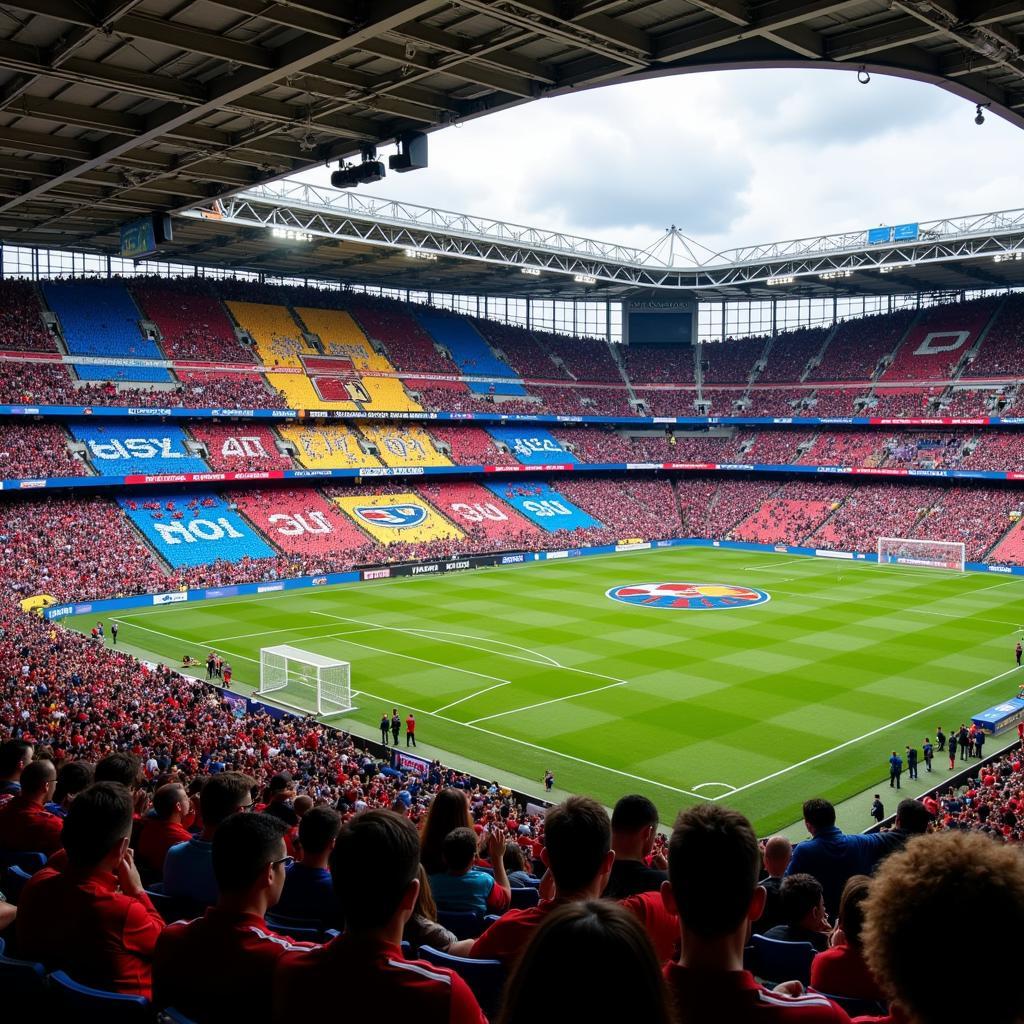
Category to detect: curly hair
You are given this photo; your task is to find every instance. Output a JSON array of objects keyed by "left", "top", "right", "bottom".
[{"left": 863, "top": 831, "right": 1024, "bottom": 1023}]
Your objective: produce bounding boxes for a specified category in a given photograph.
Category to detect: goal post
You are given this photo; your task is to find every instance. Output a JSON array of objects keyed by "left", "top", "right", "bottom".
[
  {"left": 258, "top": 644, "right": 353, "bottom": 717},
  {"left": 877, "top": 537, "right": 966, "bottom": 572}
]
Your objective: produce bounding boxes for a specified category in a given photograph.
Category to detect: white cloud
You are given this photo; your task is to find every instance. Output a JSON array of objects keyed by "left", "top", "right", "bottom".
[{"left": 300, "top": 67, "right": 1024, "bottom": 259}]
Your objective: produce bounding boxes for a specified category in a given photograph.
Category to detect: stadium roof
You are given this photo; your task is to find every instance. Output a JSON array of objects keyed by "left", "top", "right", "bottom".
[{"left": 0, "top": 0, "right": 1023, "bottom": 258}]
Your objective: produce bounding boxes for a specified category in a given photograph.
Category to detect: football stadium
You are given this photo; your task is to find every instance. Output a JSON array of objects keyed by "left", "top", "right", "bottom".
[{"left": 5, "top": 2, "right": 1024, "bottom": 1021}]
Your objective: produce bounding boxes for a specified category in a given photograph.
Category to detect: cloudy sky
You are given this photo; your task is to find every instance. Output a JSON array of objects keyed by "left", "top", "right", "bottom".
[{"left": 302, "top": 68, "right": 1024, "bottom": 259}]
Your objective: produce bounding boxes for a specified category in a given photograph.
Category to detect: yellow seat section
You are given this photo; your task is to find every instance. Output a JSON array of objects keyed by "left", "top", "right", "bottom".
[
  {"left": 278, "top": 424, "right": 382, "bottom": 469},
  {"left": 333, "top": 492, "right": 464, "bottom": 545},
  {"left": 227, "top": 301, "right": 312, "bottom": 368},
  {"left": 359, "top": 423, "right": 451, "bottom": 468},
  {"left": 268, "top": 372, "right": 359, "bottom": 411},
  {"left": 359, "top": 376, "right": 422, "bottom": 412},
  {"left": 295, "top": 307, "right": 392, "bottom": 371}
]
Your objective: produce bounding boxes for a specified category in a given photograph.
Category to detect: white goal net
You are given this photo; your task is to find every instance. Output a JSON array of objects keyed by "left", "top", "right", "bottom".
[
  {"left": 258, "top": 644, "right": 353, "bottom": 717},
  {"left": 877, "top": 537, "right": 966, "bottom": 572}
]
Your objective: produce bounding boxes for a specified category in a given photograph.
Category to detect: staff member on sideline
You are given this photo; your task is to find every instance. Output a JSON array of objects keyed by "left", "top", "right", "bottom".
[{"left": 406, "top": 713, "right": 416, "bottom": 748}]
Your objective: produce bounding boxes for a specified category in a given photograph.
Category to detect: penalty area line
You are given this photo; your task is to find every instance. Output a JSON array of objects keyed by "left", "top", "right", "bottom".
[{"left": 467, "top": 681, "right": 627, "bottom": 725}]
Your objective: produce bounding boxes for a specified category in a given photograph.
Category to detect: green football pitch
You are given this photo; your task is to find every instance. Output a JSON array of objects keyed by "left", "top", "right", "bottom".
[{"left": 68, "top": 547, "right": 1024, "bottom": 835}]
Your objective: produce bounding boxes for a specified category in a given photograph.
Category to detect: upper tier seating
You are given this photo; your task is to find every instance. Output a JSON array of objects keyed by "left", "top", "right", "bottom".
[
  {"left": 0, "top": 281, "right": 57, "bottom": 352},
  {"left": 696, "top": 389, "right": 744, "bottom": 415},
  {"left": 807, "top": 388, "right": 868, "bottom": 416},
  {"left": 745, "top": 388, "right": 812, "bottom": 417},
  {"left": 470, "top": 320, "right": 569, "bottom": 379},
  {"left": 278, "top": 424, "right": 382, "bottom": 470},
  {"left": 0, "top": 423, "right": 86, "bottom": 479},
  {"left": 621, "top": 345, "right": 696, "bottom": 384},
  {"left": 809, "top": 309, "right": 916, "bottom": 382},
  {"left": 359, "top": 423, "right": 452, "bottom": 468},
  {"left": 962, "top": 294, "right": 1024, "bottom": 380},
  {"left": 869, "top": 387, "right": 943, "bottom": 418},
  {"left": 352, "top": 302, "right": 466, "bottom": 386},
  {"left": 636, "top": 388, "right": 701, "bottom": 417},
  {"left": 132, "top": 280, "right": 253, "bottom": 363},
  {"left": 881, "top": 298, "right": 1000, "bottom": 382},
  {"left": 416, "top": 310, "right": 525, "bottom": 395},
  {"left": 487, "top": 425, "right": 579, "bottom": 465},
  {"left": 739, "top": 429, "right": 811, "bottom": 464},
  {"left": 225, "top": 301, "right": 309, "bottom": 368},
  {"left": 173, "top": 371, "right": 285, "bottom": 409},
  {"left": 701, "top": 336, "right": 769, "bottom": 384},
  {"left": 188, "top": 424, "right": 294, "bottom": 473},
  {"left": 797, "top": 432, "right": 884, "bottom": 467},
  {"left": 43, "top": 280, "right": 170, "bottom": 381},
  {"left": 532, "top": 331, "right": 622, "bottom": 382},
  {"left": 70, "top": 423, "right": 210, "bottom": 475},
  {"left": 757, "top": 328, "right": 829, "bottom": 383}
]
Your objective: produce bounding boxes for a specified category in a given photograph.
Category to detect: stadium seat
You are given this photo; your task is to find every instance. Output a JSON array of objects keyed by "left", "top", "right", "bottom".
[
  {"left": 264, "top": 914, "right": 324, "bottom": 942},
  {"left": 49, "top": 970, "right": 151, "bottom": 1022},
  {"left": 0, "top": 850, "right": 46, "bottom": 874},
  {"left": 436, "top": 910, "right": 485, "bottom": 940},
  {"left": 145, "top": 887, "right": 205, "bottom": 925},
  {"left": 4, "top": 864, "right": 32, "bottom": 904},
  {"left": 746, "top": 934, "right": 816, "bottom": 986},
  {"left": 811, "top": 992, "right": 887, "bottom": 1017},
  {"left": 418, "top": 945, "right": 505, "bottom": 1018},
  {"left": 0, "top": 948, "right": 48, "bottom": 1003},
  {"left": 160, "top": 1010, "right": 199, "bottom": 1024},
  {"left": 509, "top": 886, "right": 540, "bottom": 909}
]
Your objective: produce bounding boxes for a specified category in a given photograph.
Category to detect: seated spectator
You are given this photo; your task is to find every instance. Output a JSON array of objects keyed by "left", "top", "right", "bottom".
[
  {"left": 497, "top": 900, "right": 673, "bottom": 1024},
  {"left": 455, "top": 796, "right": 613, "bottom": 964},
  {"left": 861, "top": 832, "right": 1024, "bottom": 1024},
  {"left": 809, "top": 875, "right": 884, "bottom": 1002},
  {"left": 0, "top": 758, "right": 62, "bottom": 855},
  {"left": 274, "top": 805, "right": 341, "bottom": 922},
  {"left": 503, "top": 842, "right": 537, "bottom": 888},
  {"left": 602, "top": 793, "right": 667, "bottom": 899},
  {"left": 136, "top": 783, "right": 194, "bottom": 878},
  {"left": 420, "top": 787, "right": 473, "bottom": 875},
  {"left": 755, "top": 835, "right": 792, "bottom": 935},
  {"left": 662, "top": 804, "right": 849, "bottom": 1022},
  {"left": 163, "top": 772, "right": 254, "bottom": 907},
  {"left": 0, "top": 895, "right": 14, "bottom": 934},
  {"left": 272, "top": 809, "right": 486, "bottom": 1024},
  {"left": 403, "top": 865, "right": 458, "bottom": 953},
  {"left": 868, "top": 798, "right": 932, "bottom": 864},
  {"left": 0, "top": 738, "right": 33, "bottom": 799},
  {"left": 17, "top": 782, "right": 165, "bottom": 997},
  {"left": 763, "top": 873, "right": 831, "bottom": 951},
  {"left": 429, "top": 825, "right": 511, "bottom": 916},
  {"left": 154, "top": 812, "right": 316, "bottom": 1023},
  {"left": 95, "top": 751, "right": 142, "bottom": 789},
  {"left": 45, "top": 760, "right": 94, "bottom": 818}
]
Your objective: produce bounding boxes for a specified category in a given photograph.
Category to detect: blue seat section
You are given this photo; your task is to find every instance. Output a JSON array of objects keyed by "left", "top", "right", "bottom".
[
  {"left": 70, "top": 424, "right": 210, "bottom": 475},
  {"left": 484, "top": 481, "right": 603, "bottom": 532},
  {"left": 120, "top": 492, "right": 275, "bottom": 568},
  {"left": 416, "top": 310, "right": 526, "bottom": 395},
  {"left": 486, "top": 425, "right": 580, "bottom": 465},
  {"left": 42, "top": 280, "right": 170, "bottom": 381}
]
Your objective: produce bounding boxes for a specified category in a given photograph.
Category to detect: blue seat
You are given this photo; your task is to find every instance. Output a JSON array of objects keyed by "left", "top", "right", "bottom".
[
  {"left": 161, "top": 1010, "right": 198, "bottom": 1024},
  {"left": 0, "top": 949, "right": 48, "bottom": 1005},
  {"left": 747, "top": 934, "right": 816, "bottom": 986},
  {"left": 49, "top": 970, "right": 151, "bottom": 1022},
  {"left": 419, "top": 945, "right": 505, "bottom": 1018},
  {"left": 0, "top": 850, "right": 46, "bottom": 874},
  {"left": 509, "top": 886, "right": 539, "bottom": 909},
  {"left": 437, "top": 910, "right": 484, "bottom": 940},
  {"left": 264, "top": 915, "right": 322, "bottom": 943},
  {"left": 4, "top": 864, "right": 32, "bottom": 904}
]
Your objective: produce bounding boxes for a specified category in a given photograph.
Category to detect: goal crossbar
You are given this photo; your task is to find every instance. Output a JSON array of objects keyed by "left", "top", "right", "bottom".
[
  {"left": 877, "top": 536, "right": 966, "bottom": 572},
  {"left": 258, "top": 644, "right": 354, "bottom": 717}
]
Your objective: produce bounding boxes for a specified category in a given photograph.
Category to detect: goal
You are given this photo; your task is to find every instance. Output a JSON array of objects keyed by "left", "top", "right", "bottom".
[
  {"left": 258, "top": 645, "right": 353, "bottom": 717},
  {"left": 877, "top": 537, "right": 966, "bottom": 572}
]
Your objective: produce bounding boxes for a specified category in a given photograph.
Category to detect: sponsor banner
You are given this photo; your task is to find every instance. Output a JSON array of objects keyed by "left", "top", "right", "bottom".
[
  {"left": 987, "top": 565, "right": 1013, "bottom": 574},
  {"left": 445, "top": 560, "right": 471, "bottom": 571},
  {"left": 615, "top": 542, "right": 651, "bottom": 552},
  {"left": 501, "top": 553, "right": 527, "bottom": 564},
  {"left": 153, "top": 591, "right": 188, "bottom": 605},
  {"left": 18, "top": 480, "right": 47, "bottom": 489},
  {"left": 546, "top": 551, "right": 569, "bottom": 559},
  {"left": 47, "top": 606, "right": 74, "bottom": 618},
  {"left": 126, "top": 408, "right": 175, "bottom": 417},
  {"left": 815, "top": 549, "right": 855, "bottom": 559},
  {"left": 362, "top": 568, "right": 392, "bottom": 580},
  {"left": 311, "top": 577, "right": 328, "bottom": 586},
  {"left": 393, "top": 749, "right": 432, "bottom": 774},
  {"left": 204, "top": 586, "right": 240, "bottom": 599},
  {"left": 358, "top": 467, "right": 425, "bottom": 477},
  {"left": 411, "top": 563, "right": 439, "bottom": 574},
  {"left": 257, "top": 583, "right": 285, "bottom": 593},
  {"left": 774, "top": 545, "right": 788, "bottom": 553}
]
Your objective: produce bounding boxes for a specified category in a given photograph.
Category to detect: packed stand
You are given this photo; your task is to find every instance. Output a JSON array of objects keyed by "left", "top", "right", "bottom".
[
  {"left": 809, "top": 483, "right": 944, "bottom": 553},
  {"left": 189, "top": 425, "right": 295, "bottom": 474},
  {"left": 809, "top": 309, "right": 916, "bottom": 382},
  {"left": 808, "top": 388, "right": 868, "bottom": 417},
  {"left": 0, "top": 423, "right": 86, "bottom": 480},
  {"left": 621, "top": 345, "right": 696, "bottom": 384},
  {"left": 700, "top": 336, "right": 768, "bottom": 384},
  {"left": 757, "top": 327, "right": 829, "bottom": 383},
  {"left": 868, "top": 388, "right": 943, "bottom": 418},
  {"left": 469, "top": 320, "right": 570, "bottom": 380},
  {"left": 730, "top": 481, "right": 853, "bottom": 546},
  {"left": 675, "top": 478, "right": 778, "bottom": 538},
  {"left": 745, "top": 387, "right": 814, "bottom": 417},
  {"left": 962, "top": 293, "right": 1024, "bottom": 379},
  {"left": 533, "top": 331, "right": 623, "bottom": 383},
  {"left": 0, "top": 281, "right": 57, "bottom": 352},
  {"left": 427, "top": 425, "right": 520, "bottom": 467}
]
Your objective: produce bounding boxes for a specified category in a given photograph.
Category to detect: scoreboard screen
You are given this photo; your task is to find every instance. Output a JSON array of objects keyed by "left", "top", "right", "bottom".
[{"left": 624, "top": 296, "right": 697, "bottom": 347}]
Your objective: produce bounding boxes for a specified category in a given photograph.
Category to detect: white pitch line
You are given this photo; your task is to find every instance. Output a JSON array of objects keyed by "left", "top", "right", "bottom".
[
  {"left": 712, "top": 663, "right": 1023, "bottom": 802},
  {"left": 433, "top": 682, "right": 512, "bottom": 715},
  {"left": 692, "top": 781, "right": 737, "bottom": 793},
  {"left": 968, "top": 579, "right": 1023, "bottom": 594},
  {"left": 467, "top": 681, "right": 627, "bottom": 725}
]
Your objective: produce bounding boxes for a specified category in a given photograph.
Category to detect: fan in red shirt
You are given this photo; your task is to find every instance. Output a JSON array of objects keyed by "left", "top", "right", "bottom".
[
  {"left": 135, "top": 783, "right": 193, "bottom": 878},
  {"left": 661, "top": 804, "right": 850, "bottom": 1023},
  {"left": 17, "top": 782, "right": 165, "bottom": 998},
  {"left": 0, "top": 758, "right": 62, "bottom": 855},
  {"left": 272, "top": 809, "right": 485, "bottom": 1024},
  {"left": 154, "top": 811, "right": 318, "bottom": 1023},
  {"left": 454, "top": 796, "right": 614, "bottom": 966}
]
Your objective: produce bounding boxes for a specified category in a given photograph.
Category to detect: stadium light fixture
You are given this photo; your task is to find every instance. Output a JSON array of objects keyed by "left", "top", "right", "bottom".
[
  {"left": 403, "top": 248, "right": 437, "bottom": 261},
  {"left": 819, "top": 270, "right": 853, "bottom": 281},
  {"left": 857, "top": 66, "right": 870, "bottom": 85},
  {"left": 975, "top": 103, "right": 990, "bottom": 125},
  {"left": 521, "top": 267, "right": 541, "bottom": 276},
  {"left": 879, "top": 266, "right": 894, "bottom": 274},
  {"left": 994, "top": 252, "right": 1024, "bottom": 263},
  {"left": 573, "top": 274, "right": 597, "bottom": 284},
  {"left": 270, "top": 227, "right": 312, "bottom": 242},
  {"left": 766, "top": 275, "right": 795, "bottom": 286}
]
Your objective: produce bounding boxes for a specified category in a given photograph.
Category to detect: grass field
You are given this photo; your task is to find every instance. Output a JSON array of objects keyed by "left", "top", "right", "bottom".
[{"left": 68, "top": 547, "right": 1024, "bottom": 835}]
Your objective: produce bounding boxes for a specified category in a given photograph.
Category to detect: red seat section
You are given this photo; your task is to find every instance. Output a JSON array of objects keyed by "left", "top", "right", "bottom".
[
  {"left": 189, "top": 425, "right": 293, "bottom": 473},
  {"left": 470, "top": 320, "right": 570, "bottom": 380},
  {"left": 962, "top": 294, "right": 1024, "bottom": 380},
  {"left": 557, "top": 477, "right": 682, "bottom": 538},
  {"left": 702, "top": 336, "right": 768, "bottom": 384},
  {"left": 0, "top": 423, "right": 86, "bottom": 479},
  {"left": 418, "top": 482, "right": 541, "bottom": 543},
  {"left": 0, "top": 280, "right": 57, "bottom": 352},
  {"left": 428, "top": 425, "right": 519, "bottom": 466},
  {"left": 758, "top": 327, "right": 829, "bottom": 383},
  {"left": 809, "top": 309, "right": 915, "bottom": 382}
]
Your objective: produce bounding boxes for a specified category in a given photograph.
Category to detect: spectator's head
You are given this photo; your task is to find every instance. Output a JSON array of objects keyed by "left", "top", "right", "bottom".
[
  {"left": 297, "top": 806, "right": 341, "bottom": 865},
  {"left": 503, "top": 842, "right": 528, "bottom": 876},
  {"left": 441, "top": 826, "right": 479, "bottom": 875},
  {"left": 762, "top": 835, "right": 792, "bottom": 877},
  {"left": 610, "top": 794, "right": 660, "bottom": 859},
  {"left": 895, "top": 798, "right": 932, "bottom": 835},
  {"left": 53, "top": 760, "right": 94, "bottom": 806},
  {"left": 497, "top": 901, "right": 673, "bottom": 1024},
  {"left": 153, "top": 783, "right": 189, "bottom": 822},
  {"left": 62, "top": 782, "right": 133, "bottom": 870},
  {"left": 19, "top": 758, "right": 56, "bottom": 804},
  {"left": 199, "top": 772, "right": 255, "bottom": 830},
  {"left": 212, "top": 811, "right": 290, "bottom": 911},
  {"left": 779, "top": 873, "right": 828, "bottom": 931},
  {"left": 95, "top": 752, "right": 141, "bottom": 790},
  {"left": 420, "top": 788, "right": 472, "bottom": 873},
  {"left": 0, "top": 739, "right": 33, "bottom": 783},
  {"left": 663, "top": 804, "right": 763, "bottom": 948},
  {"left": 802, "top": 798, "right": 836, "bottom": 835},
  {"left": 331, "top": 809, "right": 420, "bottom": 933},
  {"left": 293, "top": 795, "right": 313, "bottom": 819},
  {"left": 541, "top": 797, "right": 613, "bottom": 897},
  {"left": 864, "top": 832, "right": 1024, "bottom": 1024},
  {"left": 835, "top": 875, "right": 871, "bottom": 953}
]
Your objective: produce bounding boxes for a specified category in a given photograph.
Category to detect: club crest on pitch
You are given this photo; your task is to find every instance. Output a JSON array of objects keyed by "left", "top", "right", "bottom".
[
  {"left": 353, "top": 504, "right": 428, "bottom": 528},
  {"left": 606, "top": 582, "right": 771, "bottom": 610}
]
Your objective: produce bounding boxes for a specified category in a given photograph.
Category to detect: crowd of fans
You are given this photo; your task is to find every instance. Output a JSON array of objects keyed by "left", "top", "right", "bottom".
[{"left": 0, "top": 281, "right": 57, "bottom": 352}]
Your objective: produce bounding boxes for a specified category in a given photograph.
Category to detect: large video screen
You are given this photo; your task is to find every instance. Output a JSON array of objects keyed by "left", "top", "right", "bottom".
[{"left": 624, "top": 296, "right": 697, "bottom": 346}]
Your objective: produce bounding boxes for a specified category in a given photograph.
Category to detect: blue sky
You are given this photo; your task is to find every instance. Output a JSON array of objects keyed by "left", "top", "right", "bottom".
[{"left": 302, "top": 68, "right": 1024, "bottom": 257}]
